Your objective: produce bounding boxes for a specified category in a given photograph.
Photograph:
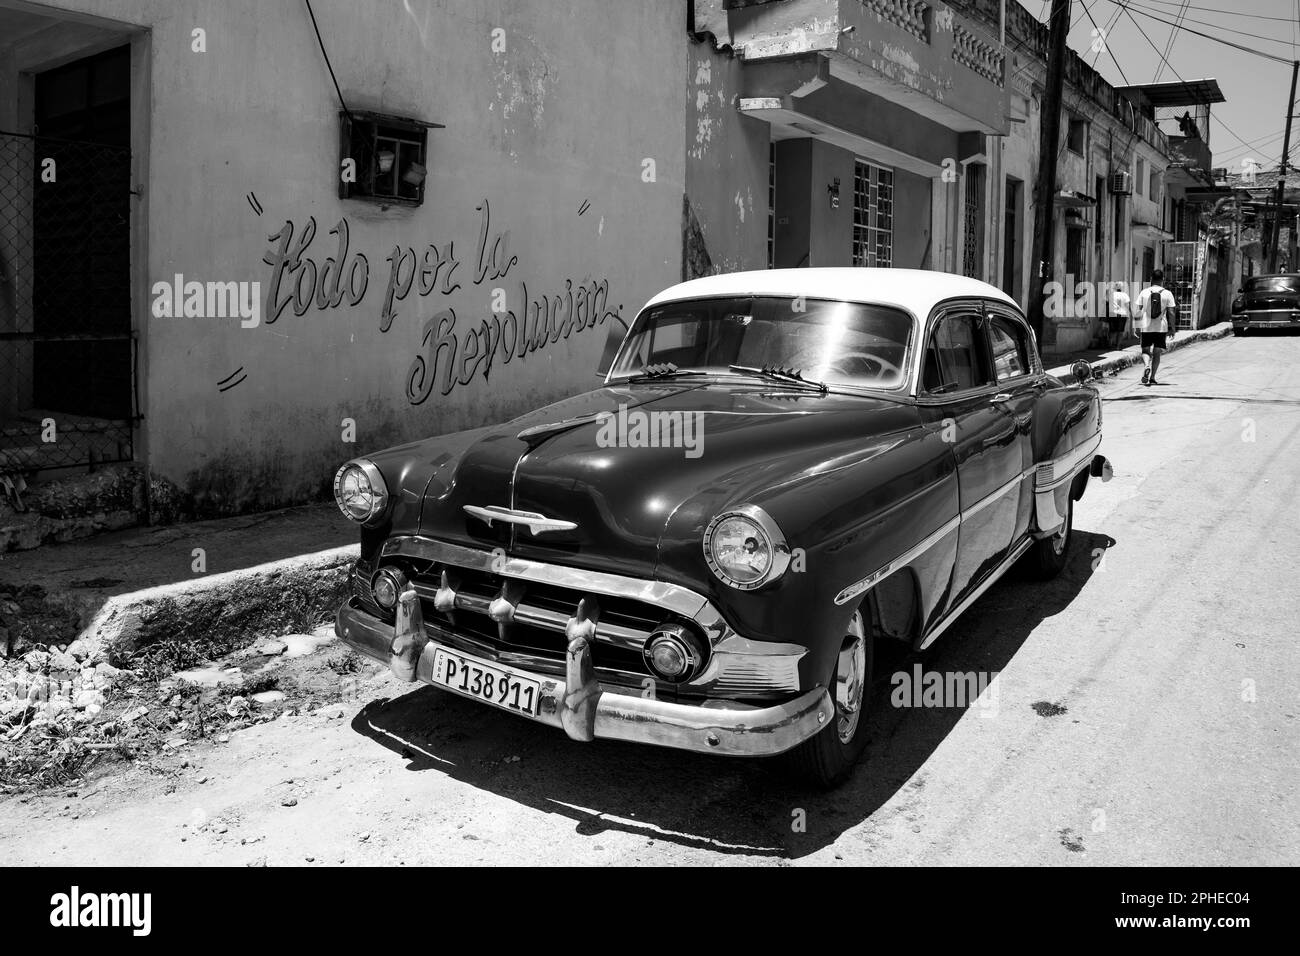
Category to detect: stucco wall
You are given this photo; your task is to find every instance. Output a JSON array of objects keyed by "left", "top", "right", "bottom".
[
  {"left": 893, "top": 167, "right": 932, "bottom": 270},
  {"left": 685, "top": 38, "right": 768, "bottom": 275},
  {"left": 20, "top": 0, "right": 685, "bottom": 513}
]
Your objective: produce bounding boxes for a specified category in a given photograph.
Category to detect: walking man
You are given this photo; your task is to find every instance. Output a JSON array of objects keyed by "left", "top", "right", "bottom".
[
  {"left": 1108, "top": 281, "right": 1131, "bottom": 350},
  {"left": 1132, "top": 269, "right": 1177, "bottom": 386}
]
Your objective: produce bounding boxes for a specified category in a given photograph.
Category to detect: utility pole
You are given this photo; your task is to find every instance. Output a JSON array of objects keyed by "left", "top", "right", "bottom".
[
  {"left": 1267, "top": 59, "right": 1299, "bottom": 273},
  {"left": 1028, "top": 0, "right": 1071, "bottom": 346}
]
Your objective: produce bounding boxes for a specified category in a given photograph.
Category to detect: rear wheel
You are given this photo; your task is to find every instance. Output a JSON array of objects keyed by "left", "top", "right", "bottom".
[
  {"left": 1233, "top": 326, "right": 1248, "bottom": 337},
  {"left": 784, "top": 610, "right": 874, "bottom": 789},
  {"left": 1024, "top": 496, "right": 1073, "bottom": 580}
]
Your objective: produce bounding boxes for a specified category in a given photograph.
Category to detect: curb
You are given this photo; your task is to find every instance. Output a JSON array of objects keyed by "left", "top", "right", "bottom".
[
  {"left": 1045, "top": 321, "right": 1233, "bottom": 381},
  {"left": 66, "top": 543, "right": 359, "bottom": 665}
]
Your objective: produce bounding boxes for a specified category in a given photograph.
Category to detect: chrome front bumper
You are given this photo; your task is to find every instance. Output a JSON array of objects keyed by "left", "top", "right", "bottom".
[
  {"left": 1233, "top": 314, "right": 1300, "bottom": 329},
  {"left": 335, "top": 594, "right": 832, "bottom": 758}
]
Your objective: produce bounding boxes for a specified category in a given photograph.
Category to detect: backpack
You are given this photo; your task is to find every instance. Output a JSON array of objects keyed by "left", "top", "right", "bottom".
[{"left": 1148, "top": 288, "right": 1163, "bottom": 321}]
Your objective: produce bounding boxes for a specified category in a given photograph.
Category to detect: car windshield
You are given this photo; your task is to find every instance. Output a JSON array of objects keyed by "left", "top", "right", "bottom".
[
  {"left": 1246, "top": 276, "right": 1300, "bottom": 293},
  {"left": 610, "top": 296, "right": 913, "bottom": 390}
]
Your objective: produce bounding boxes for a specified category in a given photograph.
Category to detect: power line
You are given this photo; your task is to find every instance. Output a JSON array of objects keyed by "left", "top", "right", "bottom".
[
  {"left": 304, "top": 0, "right": 353, "bottom": 121},
  {"left": 1080, "top": 0, "right": 1130, "bottom": 83},
  {"left": 1133, "top": 0, "right": 1300, "bottom": 23},
  {"left": 1089, "top": 2, "right": 1127, "bottom": 69},
  {"left": 1115, "top": 0, "right": 1297, "bottom": 65},
  {"left": 1123, "top": 0, "right": 1300, "bottom": 54},
  {"left": 1112, "top": 0, "right": 1285, "bottom": 158},
  {"left": 1152, "top": 0, "right": 1188, "bottom": 83}
]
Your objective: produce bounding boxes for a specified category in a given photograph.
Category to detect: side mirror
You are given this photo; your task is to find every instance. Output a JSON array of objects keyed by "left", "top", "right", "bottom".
[
  {"left": 1071, "top": 359, "right": 1093, "bottom": 386},
  {"left": 596, "top": 316, "right": 630, "bottom": 377}
]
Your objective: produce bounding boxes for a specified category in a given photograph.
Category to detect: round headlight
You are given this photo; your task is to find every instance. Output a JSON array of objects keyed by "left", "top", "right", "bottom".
[
  {"left": 703, "top": 505, "right": 791, "bottom": 590},
  {"left": 333, "top": 460, "right": 389, "bottom": 525}
]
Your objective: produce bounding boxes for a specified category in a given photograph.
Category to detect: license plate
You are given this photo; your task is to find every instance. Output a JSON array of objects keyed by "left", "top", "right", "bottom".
[{"left": 431, "top": 647, "right": 542, "bottom": 718}]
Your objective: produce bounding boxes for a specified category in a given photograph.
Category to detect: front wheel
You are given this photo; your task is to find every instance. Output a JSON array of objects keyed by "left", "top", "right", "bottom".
[
  {"left": 783, "top": 610, "right": 874, "bottom": 788},
  {"left": 1024, "top": 496, "right": 1073, "bottom": 580},
  {"left": 1232, "top": 326, "right": 1248, "bottom": 337}
]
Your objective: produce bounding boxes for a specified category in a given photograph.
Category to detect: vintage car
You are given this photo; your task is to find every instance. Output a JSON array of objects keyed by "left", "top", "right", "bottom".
[
  {"left": 333, "top": 268, "right": 1111, "bottom": 787},
  {"left": 1231, "top": 273, "right": 1300, "bottom": 334}
]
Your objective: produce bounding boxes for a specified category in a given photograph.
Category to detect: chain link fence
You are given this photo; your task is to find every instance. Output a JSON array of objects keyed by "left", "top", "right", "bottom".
[{"left": 0, "top": 130, "right": 135, "bottom": 474}]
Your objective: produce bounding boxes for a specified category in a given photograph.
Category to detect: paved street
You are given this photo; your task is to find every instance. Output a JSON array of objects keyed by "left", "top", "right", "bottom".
[{"left": 3, "top": 333, "right": 1297, "bottom": 866}]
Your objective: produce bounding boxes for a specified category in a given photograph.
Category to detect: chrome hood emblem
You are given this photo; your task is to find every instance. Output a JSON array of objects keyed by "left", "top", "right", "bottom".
[{"left": 462, "top": 504, "right": 578, "bottom": 535}]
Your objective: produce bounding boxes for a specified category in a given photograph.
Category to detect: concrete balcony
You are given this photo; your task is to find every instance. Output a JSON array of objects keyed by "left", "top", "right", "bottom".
[{"left": 697, "top": 0, "right": 1010, "bottom": 135}]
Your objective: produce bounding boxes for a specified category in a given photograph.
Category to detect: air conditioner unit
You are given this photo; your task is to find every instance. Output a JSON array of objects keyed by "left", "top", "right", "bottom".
[{"left": 1110, "top": 171, "right": 1132, "bottom": 195}]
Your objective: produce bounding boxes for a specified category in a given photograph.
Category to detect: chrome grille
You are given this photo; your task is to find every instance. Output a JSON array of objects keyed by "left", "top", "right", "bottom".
[{"left": 386, "top": 557, "right": 698, "bottom": 684}]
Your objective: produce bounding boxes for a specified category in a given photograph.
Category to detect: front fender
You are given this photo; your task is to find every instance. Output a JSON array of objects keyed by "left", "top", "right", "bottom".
[
  {"left": 656, "top": 413, "right": 958, "bottom": 691},
  {"left": 1029, "top": 383, "right": 1104, "bottom": 536}
]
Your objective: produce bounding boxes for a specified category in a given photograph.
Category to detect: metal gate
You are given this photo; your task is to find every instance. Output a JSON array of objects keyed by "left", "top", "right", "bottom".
[{"left": 0, "top": 130, "right": 135, "bottom": 473}]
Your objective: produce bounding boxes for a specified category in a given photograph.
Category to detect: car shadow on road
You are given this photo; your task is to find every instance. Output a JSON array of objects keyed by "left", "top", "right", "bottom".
[{"left": 350, "top": 529, "right": 1112, "bottom": 861}]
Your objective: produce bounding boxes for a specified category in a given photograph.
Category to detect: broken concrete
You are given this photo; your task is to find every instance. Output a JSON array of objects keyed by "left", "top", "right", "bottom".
[{"left": 66, "top": 545, "right": 358, "bottom": 665}]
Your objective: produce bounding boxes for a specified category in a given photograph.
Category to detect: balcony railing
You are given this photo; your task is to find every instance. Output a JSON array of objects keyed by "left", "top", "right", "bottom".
[
  {"left": 953, "top": 22, "right": 1005, "bottom": 87},
  {"left": 860, "top": 0, "right": 929, "bottom": 42}
]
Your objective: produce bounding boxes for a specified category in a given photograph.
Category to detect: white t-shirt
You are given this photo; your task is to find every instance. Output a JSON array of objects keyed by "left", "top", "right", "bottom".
[
  {"left": 1134, "top": 285, "right": 1177, "bottom": 333},
  {"left": 1110, "top": 288, "right": 1131, "bottom": 318}
]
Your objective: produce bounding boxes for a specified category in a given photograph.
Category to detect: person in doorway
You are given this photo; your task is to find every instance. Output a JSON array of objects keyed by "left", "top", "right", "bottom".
[
  {"left": 1133, "top": 269, "right": 1177, "bottom": 386},
  {"left": 1108, "top": 282, "right": 1131, "bottom": 349}
]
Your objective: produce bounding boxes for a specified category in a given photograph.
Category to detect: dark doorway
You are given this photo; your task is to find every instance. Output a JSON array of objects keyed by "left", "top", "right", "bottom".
[
  {"left": 1002, "top": 177, "right": 1021, "bottom": 300},
  {"left": 32, "top": 44, "right": 133, "bottom": 422}
]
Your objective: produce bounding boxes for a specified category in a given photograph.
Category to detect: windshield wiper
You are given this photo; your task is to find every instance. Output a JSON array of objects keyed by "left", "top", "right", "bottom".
[
  {"left": 624, "top": 362, "right": 709, "bottom": 382},
  {"left": 728, "top": 364, "right": 828, "bottom": 393}
]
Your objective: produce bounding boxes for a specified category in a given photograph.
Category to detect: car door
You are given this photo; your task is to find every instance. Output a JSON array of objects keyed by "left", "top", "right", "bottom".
[
  {"left": 982, "top": 305, "right": 1043, "bottom": 546},
  {"left": 918, "top": 306, "right": 1022, "bottom": 608}
]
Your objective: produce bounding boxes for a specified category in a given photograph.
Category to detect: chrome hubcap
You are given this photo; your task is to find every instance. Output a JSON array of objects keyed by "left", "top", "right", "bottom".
[{"left": 835, "top": 613, "right": 867, "bottom": 744}]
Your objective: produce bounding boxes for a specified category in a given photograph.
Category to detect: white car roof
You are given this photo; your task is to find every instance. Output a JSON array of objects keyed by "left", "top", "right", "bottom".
[{"left": 642, "top": 268, "right": 1019, "bottom": 318}]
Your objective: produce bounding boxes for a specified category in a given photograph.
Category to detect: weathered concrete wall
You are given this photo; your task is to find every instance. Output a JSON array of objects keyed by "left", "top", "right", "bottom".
[
  {"left": 807, "top": 139, "right": 853, "bottom": 267},
  {"left": 685, "top": 38, "right": 769, "bottom": 275},
  {"left": 893, "top": 167, "right": 932, "bottom": 270},
  {"left": 15, "top": 0, "right": 685, "bottom": 514}
]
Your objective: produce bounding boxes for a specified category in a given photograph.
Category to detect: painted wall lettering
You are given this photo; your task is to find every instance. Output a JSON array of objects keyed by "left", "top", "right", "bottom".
[
  {"left": 407, "top": 278, "right": 620, "bottom": 404},
  {"left": 257, "top": 198, "right": 622, "bottom": 402}
]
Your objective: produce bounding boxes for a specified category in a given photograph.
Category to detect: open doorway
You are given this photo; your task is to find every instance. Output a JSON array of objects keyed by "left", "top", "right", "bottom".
[{"left": 1, "top": 37, "right": 135, "bottom": 474}]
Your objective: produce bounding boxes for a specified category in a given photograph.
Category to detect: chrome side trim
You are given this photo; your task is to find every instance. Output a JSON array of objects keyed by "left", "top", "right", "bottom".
[
  {"left": 832, "top": 462, "right": 1037, "bottom": 608},
  {"left": 463, "top": 504, "right": 578, "bottom": 535},
  {"left": 833, "top": 515, "right": 960, "bottom": 606},
  {"left": 1035, "top": 432, "right": 1102, "bottom": 490},
  {"left": 916, "top": 536, "right": 1034, "bottom": 651},
  {"left": 960, "top": 466, "right": 1035, "bottom": 522}
]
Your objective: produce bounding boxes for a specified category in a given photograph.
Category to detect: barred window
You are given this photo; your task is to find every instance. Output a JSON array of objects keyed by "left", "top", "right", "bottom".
[{"left": 852, "top": 159, "right": 893, "bottom": 268}]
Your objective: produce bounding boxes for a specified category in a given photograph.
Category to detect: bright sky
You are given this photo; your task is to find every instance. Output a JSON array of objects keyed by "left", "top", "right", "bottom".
[{"left": 1029, "top": 0, "right": 1300, "bottom": 175}]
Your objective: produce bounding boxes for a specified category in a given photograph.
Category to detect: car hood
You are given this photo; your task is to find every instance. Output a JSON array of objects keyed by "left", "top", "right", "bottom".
[{"left": 415, "top": 379, "right": 918, "bottom": 579}]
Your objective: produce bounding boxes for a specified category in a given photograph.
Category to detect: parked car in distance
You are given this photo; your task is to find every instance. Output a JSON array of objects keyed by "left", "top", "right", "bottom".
[
  {"left": 1231, "top": 273, "right": 1300, "bottom": 334},
  {"left": 332, "top": 268, "right": 1112, "bottom": 787}
]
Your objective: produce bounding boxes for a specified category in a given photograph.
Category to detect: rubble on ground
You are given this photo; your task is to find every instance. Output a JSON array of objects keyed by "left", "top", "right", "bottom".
[{"left": 0, "top": 620, "right": 369, "bottom": 792}]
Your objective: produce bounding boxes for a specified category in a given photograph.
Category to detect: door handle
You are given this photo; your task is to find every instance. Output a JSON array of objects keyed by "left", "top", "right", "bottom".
[{"left": 990, "top": 393, "right": 1013, "bottom": 403}]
